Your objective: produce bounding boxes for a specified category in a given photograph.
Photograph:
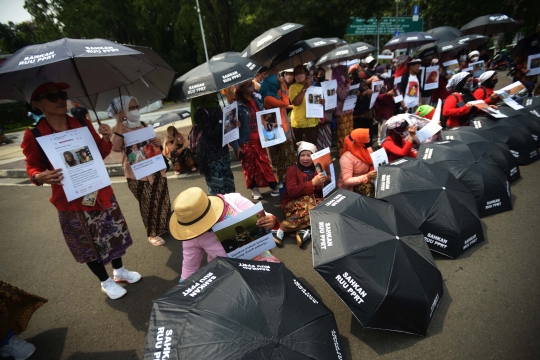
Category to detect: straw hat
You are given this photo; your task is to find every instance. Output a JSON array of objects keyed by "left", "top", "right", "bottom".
[{"left": 169, "top": 187, "right": 225, "bottom": 240}]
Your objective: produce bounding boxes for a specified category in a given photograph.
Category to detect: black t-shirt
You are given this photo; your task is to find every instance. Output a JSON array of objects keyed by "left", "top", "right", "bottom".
[{"left": 70, "top": 106, "right": 89, "bottom": 120}]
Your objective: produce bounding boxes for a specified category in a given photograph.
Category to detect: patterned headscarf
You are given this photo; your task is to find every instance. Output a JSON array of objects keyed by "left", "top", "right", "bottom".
[
  {"left": 379, "top": 114, "right": 410, "bottom": 145},
  {"left": 478, "top": 70, "right": 496, "bottom": 86},
  {"left": 332, "top": 65, "right": 349, "bottom": 86},
  {"left": 446, "top": 72, "right": 471, "bottom": 91},
  {"left": 107, "top": 95, "right": 140, "bottom": 128}
]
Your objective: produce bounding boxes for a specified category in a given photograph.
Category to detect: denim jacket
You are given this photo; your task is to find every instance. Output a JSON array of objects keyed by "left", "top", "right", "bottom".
[{"left": 231, "top": 94, "right": 264, "bottom": 151}]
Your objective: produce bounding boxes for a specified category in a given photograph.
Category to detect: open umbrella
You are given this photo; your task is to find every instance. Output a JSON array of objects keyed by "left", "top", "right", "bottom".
[
  {"left": 383, "top": 32, "right": 438, "bottom": 51},
  {"left": 426, "top": 26, "right": 463, "bottom": 42},
  {"left": 311, "top": 189, "right": 443, "bottom": 336},
  {"left": 241, "top": 23, "right": 304, "bottom": 67},
  {"left": 442, "top": 127, "right": 520, "bottom": 182},
  {"left": 376, "top": 158, "right": 484, "bottom": 258},
  {"left": 415, "top": 40, "right": 466, "bottom": 59},
  {"left": 461, "top": 14, "right": 519, "bottom": 36},
  {"left": 210, "top": 52, "right": 242, "bottom": 61},
  {"left": 521, "top": 96, "right": 540, "bottom": 117},
  {"left": 151, "top": 110, "right": 190, "bottom": 128},
  {"left": 143, "top": 257, "right": 345, "bottom": 360},
  {"left": 455, "top": 34, "right": 490, "bottom": 49},
  {"left": 270, "top": 38, "right": 337, "bottom": 71},
  {"left": 418, "top": 140, "right": 512, "bottom": 218},
  {"left": 170, "top": 57, "right": 261, "bottom": 100},
  {"left": 315, "top": 42, "right": 376, "bottom": 67},
  {"left": 497, "top": 106, "right": 540, "bottom": 146},
  {"left": 509, "top": 31, "right": 540, "bottom": 59},
  {"left": 471, "top": 116, "right": 539, "bottom": 165}
]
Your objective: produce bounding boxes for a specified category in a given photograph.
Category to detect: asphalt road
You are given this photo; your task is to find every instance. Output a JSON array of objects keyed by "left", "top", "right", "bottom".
[{"left": 1, "top": 157, "right": 540, "bottom": 359}]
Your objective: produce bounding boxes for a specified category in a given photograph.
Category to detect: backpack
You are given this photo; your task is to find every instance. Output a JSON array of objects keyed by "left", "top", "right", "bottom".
[{"left": 451, "top": 93, "right": 476, "bottom": 126}]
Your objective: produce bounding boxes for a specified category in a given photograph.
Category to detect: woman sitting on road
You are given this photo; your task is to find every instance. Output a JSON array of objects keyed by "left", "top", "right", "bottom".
[
  {"left": 277, "top": 141, "right": 325, "bottom": 247},
  {"left": 380, "top": 115, "right": 418, "bottom": 162},
  {"left": 163, "top": 126, "right": 197, "bottom": 175}
]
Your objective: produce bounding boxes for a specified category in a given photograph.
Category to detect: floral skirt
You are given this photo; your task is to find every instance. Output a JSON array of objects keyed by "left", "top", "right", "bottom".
[
  {"left": 240, "top": 142, "right": 277, "bottom": 189},
  {"left": 58, "top": 195, "right": 133, "bottom": 264},
  {"left": 205, "top": 154, "right": 236, "bottom": 196},
  {"left": 336, "top": 113, "right": 353, "bottom": 157},
  {"left": 317, "top": 123, "right": 333, "bottom": 151},
  {"left": 281, "top": 195, "right": 323, "bottom": 232}
]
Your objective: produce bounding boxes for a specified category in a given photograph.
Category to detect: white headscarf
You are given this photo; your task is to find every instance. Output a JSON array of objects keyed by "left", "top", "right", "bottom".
[
  {"left": 478, "top": 70, "right": 495, "bottom": 86},
  {"left": 379, "top": 114, "right": 411, "bottom": 145},
  {"left": 107, "top": 95, "right": 141, "bottom": 128},
  {"left": 446, "top": 72, "right": 470, "bottom": 91},
  {"left": 296, "top": 141, "right": 318, "bottom": 156}
]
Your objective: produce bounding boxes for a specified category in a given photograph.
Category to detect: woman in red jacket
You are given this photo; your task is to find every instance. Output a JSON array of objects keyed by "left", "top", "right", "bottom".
[
  {"left": 474, "top": 70, "right": 500, "bottom": 104},
  {"left": 279, "top": 141, "right": 324, "bottom": 247},
  {"left": 442, "top": 72, "right": 475, "bottom": 128},
  {"left": 380, "top": 116, "right": 418, "bottom": 162},
  {"left": 20, "top": 77, "right": 139, "bottom": 300}
]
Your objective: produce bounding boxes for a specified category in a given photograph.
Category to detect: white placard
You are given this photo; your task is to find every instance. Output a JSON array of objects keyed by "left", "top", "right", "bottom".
[
  {"left": 416, "top": 121, "right": 443, "bottom": 143},
  {"left": 467, "top": 100, "right": 508, "bottom": 117},
  {"left": 404, "top": 74, "right": 420, "bottom": 109},
  {"left": 527, "top": 53, "right": 540, "bottom": 76},
  {"left": 495, "top": 81, "right": 527, "bottom": 109},
  {"left": 461, "top": 66, "right": 473, "bottom": 73},
  {"left": 432, "top": 98, "right": 442, "bottom": 125},
  {"left": 443, "top": 59, "right": 460, "bottom": 76},
  {"left": 424, "top": 66, "right": 440, "bottom": 91},
  {"left": 418, "top": 66, "right": 425, "bottom": 89},
  {"left": 370, "top": 80, "right": 383, "bottom": 109},
  {"left": 35, "top": 127, "right": 111, "bottom": 202},
  {"left": 393, "top": 76, "right": 403, "bottom": 103},
  {"left": 370, "top": 148, "right": 389, "bottom": 170},
  {"left": 256, "top": 108, "right": 286, "bottom": 148},
  {"left": 222, "top": 101, "right": 239, "bottom": 147},
  {"left": 310, "top": 147, "right": 336, "bottom": 197},
  {"left": 305, "top": 86, "right": 324, "bottom": 118},
  {"left": 321, "top": 80, "right": 337, "bottom": 110},
  {"left": 123, "top": 127, "right": 167, "bottom": 180},
  {"left": 343, "top": 83, "right": 360, "bottom": 111},
  {"left": 211, "top": 202, "right": 275, "bottom": 260},
  {"left": 469, "top": 60, "right": 485, "bottom": 78}
]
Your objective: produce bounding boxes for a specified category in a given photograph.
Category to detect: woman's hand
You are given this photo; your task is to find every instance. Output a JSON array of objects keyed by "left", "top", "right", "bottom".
[
  {"left": 366, "top": 170, "right": 377, "bottom": 181},
  {"left": 318, "top": 98, "right": 326, "bottom": 105},
  {"left": 363, "top": 89, "right": 373, "bottom": 97},
  {"left": 98, "top": 124, "right": 112, "bottom": 140},
  {"left": 312, "top": 173, "right": 326, "bottom": 186},
  {"left": 235, "top": 148, "right": 244, "bottom": 159},
  {"left": 116, "top": 110, "right": 127, "bottom": 124},
  {"left": 489, "top": 105, "right": 498, "bottom": 110},
  {"left": 408, "top": 125, "right": 418, "bottom": 142},
  {"left": 387, "top": 89, "right": 395, "bottom": 97},
  {"left": 256, "top": 215, "right": 276, "bottom": 229},
  {"left": 35, "top": 169, "right": 64, "bottom": 185}
]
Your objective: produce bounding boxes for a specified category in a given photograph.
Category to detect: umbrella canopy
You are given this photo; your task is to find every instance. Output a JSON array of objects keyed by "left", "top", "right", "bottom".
[
  {"left": 418, "top": 140, "right": 512, "bottom": 218},
  {"left": 315, "top": 42, "right": 376, "bottom": 67},
  {"left": 210, "top": 52, "right": 242, "bottom": 61},
  {"left": 461, "top": 14, "right": 519, "bottom": 36},
  {"left": 471, "top": 116, "right": 539, "bottom": 165},
  {"left": 170, "top": 57, "right": 261, "bottom": 100},
  {"left": 376, "top": 158, "right": 484, "bottom": 258},
  {"left": 241, "top": 23, "right": 304, "bottom": 67},
  {"left": 426, "top": 26, "right": 463, "bottom": 42},
  {"left": 151, "top": 110, "right": 190, "bottom": 128},
  {"left": 143, "top": 257, "right": 344, "bottom": 360},
  {"left": 442, "top": 127, "right": 520, "bottom": 182},
  {"left": 455, "top": 34, "right": 490, "bottom": 49},
  {"left": 521, "top": 96, "right": 540, "bottom": 117},
  {"left": 270, "top": 38, "right": 337, "bottom": 71},
  {"left": 497, "top": 106, "right": 540, "bottom": 146},
  {"left": 383, "top": 32, "right": 438, "bottom": 51},
  {"left": 415, "top": 40, "right": 466, "bottom": 59},
  {"left": 509, "top": 31, "right": 540, "bottom": 59},
  {"left": 311, "top": 189, "right": 444, "bottom": 336},
  {"left": 0, "top": 38, "right": 156, "bottom": 110},
  {"left": 75, "top": 45, "right": 175, "bottom": 111}
]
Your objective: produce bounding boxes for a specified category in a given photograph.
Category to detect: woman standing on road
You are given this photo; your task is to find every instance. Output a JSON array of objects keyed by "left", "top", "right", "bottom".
[
  {"left": 109, "top": 95, "right": 171, "bottom": 247},
  {"left": 21, "top": 77, "right": 139, "bottom": 300}
]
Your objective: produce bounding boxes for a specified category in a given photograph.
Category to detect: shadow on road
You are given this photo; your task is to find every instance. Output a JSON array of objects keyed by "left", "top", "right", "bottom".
[
  {"left": 65, "top": 350, "right": 139, "bottom": 360},
  {"left": 25, "top": 327, "right": 68, "bottom": 360}
]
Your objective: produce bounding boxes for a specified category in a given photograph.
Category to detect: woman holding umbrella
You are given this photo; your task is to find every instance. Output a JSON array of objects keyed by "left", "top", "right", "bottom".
[
  {"left": 21, "top": 78, "right": 139, "bottom": 300},
  {"left": 109, "top": 96, "right": 171, "bottom": 247}
]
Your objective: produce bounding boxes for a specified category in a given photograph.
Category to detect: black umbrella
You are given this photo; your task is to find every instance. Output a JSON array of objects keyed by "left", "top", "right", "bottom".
[
  {"left": 270, "top": 38, "right": 337, "bottom": 71},
  {"left": 151, "top": 110, "right": 190, "bottom": 128},
  {"left": 376, "top": 158, "right": 484, "bottom": 258},
  {"left": 241, "top": 23, "right": 304, "bottom": 67},
  {"left": 426, "top": 26, "right": 463, "bottom": 42},
  {"left": 418, "top": 140, "right": 512, "bottom": 218},
  {"left": 315, "top": 42, "right": 376, "bottom": 67},
  {"left": 415, "top": 40, "right": 466, "bottom": 59},
  {"left": 520, "top": 96, "right": 540, "bottom": 117},
  {"left": 210, "top": 52, "right": 242, "bottom": 61},
  {"left": 311, "top": 189, "right": 443, "bottom": 336},
  {"left": 455, "top": 34, "right": 490, "bottom": 49},
  {"left": 497, "top": 106, "right": 540, "bottom": 146},
  {"left": 383, "top": 32, "right": 438, "bottom": 51},
  {"left": 170, "top": 57, "right": 261, "bottom": 100},
  {"left": 461, "top": 14, "right": 519, "bottom": 36},
  {"left": 143, "top": 257, "right": 344, "bottom": 360},
  {"left": 509, "top": 31, "right": 540, "bottom": 59},
  {"left": 441, "top": 127, "right": 520, "bottom": 182},
  {"left": 471, "top": 116, "right": 539, "bottom": 165}
]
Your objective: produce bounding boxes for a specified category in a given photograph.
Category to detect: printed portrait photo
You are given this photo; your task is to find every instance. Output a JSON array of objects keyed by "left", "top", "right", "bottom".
[{"left": 60, "top": 146, "right": 93, "bottom": 168}]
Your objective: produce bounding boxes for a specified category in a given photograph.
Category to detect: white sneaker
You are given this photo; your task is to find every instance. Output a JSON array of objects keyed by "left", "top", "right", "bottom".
[
  {"left": 251, "top": 187, "right": 263, "bottom": 200},
  {"left": 0, "top": 335, "right": 36, "bottom": 360},
  {"left": 101, "top": 278, "right": 127, "bottom": 299},
  {"left": 113, "top": 267, "right": 142, "bottom": 284}
]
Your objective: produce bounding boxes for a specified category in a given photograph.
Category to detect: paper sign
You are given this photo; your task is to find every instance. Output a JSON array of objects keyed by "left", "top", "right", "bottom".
[
  {"left": 256, "top": 108, "right": 286, "bottom": 148},
  {"left": 343, "top": 83, "right": 360, "bottom": 111},
  {"left": 432, "top": 99, "right": 442, "bottom": 125},
  {"left": 211, "top": 202, "right": 275, "bottom": 260},
  {"left": 467, "top": 100, "right": 507, "bottom": 117},
  {"left": 461, "top": 66, "right": 473, "bottom": 73},
  {"left": 393, "top": 76, "right": 403, "bottom": 103},
  {"left": 222, "top": 101, "right": 239, "bottom": 147},
  {"left": 469, "top": 60, "right": 485, "bottom": 78},
  {"left": 370, "top": 80, "right": 383, "bottom": 109},
  {"left": 416, "top": 121, "right": 443, "bottom": 143},
  {"left": 527, "top": 53, "right": 540, "bottom": 76},
  {"left": 443, "top": 59, "right": 459, "bottom": 76},
  {"left": 123, "top": 127, "right": 167, "bottom": 180},
  {"left": 35, "top": 127, "right": 111, "bottom": 202},
  {"left": 321, "top": 80, "right": 337, "bottom": 110},
  {"left": 305, "top": 86, "right": 324, "bottom": 118},
  {"left": 310, "top": 147, "right": 336, "bottom": 197},
  {"left": 418, "top": 67, "right": 425, "bottom": 89},
  {"left": 495, "top": 81, "right": 527, "bottom": 109},
  {"left": 370, "top": 148, "right": 389, "bottom": 170},
  {"left": 424, "top": 66, "right": 440, "bottom": 91}
]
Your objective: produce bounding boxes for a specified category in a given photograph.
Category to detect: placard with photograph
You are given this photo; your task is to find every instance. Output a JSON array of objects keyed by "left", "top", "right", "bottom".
[
  {"left": 211, "top": 202, "right": 275, "bottom": 260},
  {"left": 527, "top": 53, "right": 540, "bottom": 76},
  {"left": 470, "top": 60, "right": 485, "bottom": 78},
  {"left": 370, "top": 80, "right": 383, "bottom": 109},
  {"left": 35, "top": 127, "right": 111, "bottom": 202},
  {"left": 343, "top": 83, "right": 360, "bottom": 111},
  {"left": 393, "top": 76, "right": 403, "bottom": 103},
  {"left": 222, "top": 101, "right": 239, "bottom": 147},
  {"left": 256, "top": 108, "right": 286, "bottom": 148},
  {"left": 370, "top": 148, "right": 389, "bottom": 170},
  {"left": 495, "top": 81, "right": 527, "bottom": 109},
  {"left": 424, "top": 66, "right": 440, "bottom": 91},
  {"left": 310, "top": 147, "right": 336, "bottom": 197},
  {"left": 305, "top": 86, "right": 324, "bottom": 118},
  {"left": 467, "top": 100, "right": 508, "bottom": 118},
  {"left": 443, "top": 59, "right": 460, "bottom": 76},
  {"left": 123, "top": 127, "right": 167, "bottom": 180},
  {"left": 321, "top": 80, "right": 337, "bottom": 110}
]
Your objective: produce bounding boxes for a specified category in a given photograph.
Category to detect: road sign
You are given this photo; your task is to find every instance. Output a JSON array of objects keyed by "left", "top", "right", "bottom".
[
  {"left": 413, "top": 5, "right": 419, "bottom": 15},
  {"left": 394, "top": 31, "right": 400, "bottom": 36},
  {"left": 346, "top": 17, "right": 423, "bottom": 36}
]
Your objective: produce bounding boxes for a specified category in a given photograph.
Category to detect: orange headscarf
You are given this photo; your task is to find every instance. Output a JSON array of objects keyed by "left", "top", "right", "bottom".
[{"left": 342, "top": 128, "right": 374, "bottom": 170}]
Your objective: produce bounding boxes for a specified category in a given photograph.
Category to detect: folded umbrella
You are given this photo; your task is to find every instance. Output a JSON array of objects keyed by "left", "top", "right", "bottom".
[
  {"left": 143, "top": 257, "right": 345, "bottom": 360},
  {"left": 315, "top": 42, "right": 376, "bottom": 67},
  {"left": 455, "top": 35, "right": 490, "bottom": 49},
  {"left": 418, "top": 140, "right": 512, "bottom": 218},
  {"left": 241, "top": 23, "right": 304, "bottom": 67},
  {"left": 426, "top": 26, "right": 463, "bottom": 42},
  {"left": 376, "top": 158, "right": 484, "bottom": 258},
  {"left": 442, "top": 127, "right": 520, "bottom": 182},
  {"left": 311, "top": 189, "right": 444, "bottom": 336},
  {"left": 270, "top": 38, "right": 337, "bottom": 71},
  {"left": 497, "top": 106, "right": 540, "bottom": 146},
  {"left": 383, "top": 32, "right": 438, "bottom": 51},
  {"left": 461, "top": 14, "right": 519, "bottom": 36}
]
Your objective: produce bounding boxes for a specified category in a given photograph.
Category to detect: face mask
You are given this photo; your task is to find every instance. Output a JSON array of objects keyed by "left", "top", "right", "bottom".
[
  {"left": 125, "top": 109, "right": 141, "bottom": 128},
  {"left": 295, "top": 74, "right": 306, "bottom": 83},
  {"left": 316, "top": 76, "right": 325, "bottom": 82},
  {"left": 492, "top": 78, "right": 498, "bottom": 85},
  {"left": 470, "top": 57, "right": 479, "bottom": 62},
  {"left": 461, "top": 83, "right": 472, "bottom": 93},
  {"left": 532, "top": 40, "right": 538, "bottom": 47},
  {"left": 380, "top": 73, "right": 390, "bottom": 79}
]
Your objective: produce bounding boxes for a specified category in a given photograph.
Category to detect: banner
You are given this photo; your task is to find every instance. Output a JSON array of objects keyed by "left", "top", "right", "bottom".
[
  {"left": 123, "top": 127, "right": 167, "bottom": 180},
  {"left": 222, "top": 101, "right": 239, "bottom": 147},
  {"left": 256, "top": 108, "right": 286, "bottom": 148}
]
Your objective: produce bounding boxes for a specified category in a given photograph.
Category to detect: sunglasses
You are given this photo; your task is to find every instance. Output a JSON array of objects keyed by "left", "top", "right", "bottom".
[{"left": 34, "top": 90, "right": 68, "bottom": 102}]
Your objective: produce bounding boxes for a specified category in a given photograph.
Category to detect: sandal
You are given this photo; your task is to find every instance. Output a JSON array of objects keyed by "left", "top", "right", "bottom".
[{"left": 148, "top": 236, "right": 165, "bottom": 246}]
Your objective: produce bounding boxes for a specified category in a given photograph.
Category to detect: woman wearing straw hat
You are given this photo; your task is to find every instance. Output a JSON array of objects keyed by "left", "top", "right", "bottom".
[
  {"left": 170, "top": 188, "right": 280, "bottom": 282},
  {"left": 20, "top": 77, "right": 139, "bottom": 300}
]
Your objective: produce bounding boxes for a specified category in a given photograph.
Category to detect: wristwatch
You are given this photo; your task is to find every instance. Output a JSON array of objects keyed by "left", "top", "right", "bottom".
[{"left": 31, "top": 173, "right": 42, "bottom": 186}]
